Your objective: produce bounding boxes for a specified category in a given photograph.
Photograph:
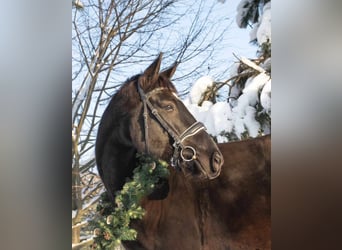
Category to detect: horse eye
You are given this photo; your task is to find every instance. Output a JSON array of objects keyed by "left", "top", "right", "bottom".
[{"left": 163, "top": 104, "right": 174, "bottom": 112}]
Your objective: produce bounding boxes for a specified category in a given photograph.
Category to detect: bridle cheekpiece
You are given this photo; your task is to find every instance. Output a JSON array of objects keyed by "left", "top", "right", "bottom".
[{"left": 136, "top": 81, "right": 206, "bottom": 169}]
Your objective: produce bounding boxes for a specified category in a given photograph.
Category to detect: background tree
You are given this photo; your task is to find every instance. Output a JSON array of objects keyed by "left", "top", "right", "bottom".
[
  {"left": 228, "top": 0, "right": 271, "bottom": 138},
  {"left": 188, "top": 0, "right": 271, "bottom": 141}
]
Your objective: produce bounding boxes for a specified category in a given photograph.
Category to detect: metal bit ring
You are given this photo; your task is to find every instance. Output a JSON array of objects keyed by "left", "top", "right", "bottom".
[{"left": 180, "top": 146, "right": 197, "bottom": 162}]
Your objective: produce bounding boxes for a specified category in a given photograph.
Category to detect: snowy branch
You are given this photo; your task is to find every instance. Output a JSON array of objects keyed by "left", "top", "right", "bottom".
[
  {"left": 72, "top": 237, "right": 94, "bottom": 250},
  {"left": 233, "top": 53, "right": 268, "bottom": 74},
  {"left": 240, "top": 56, "right": 266, "bottom": 73}
]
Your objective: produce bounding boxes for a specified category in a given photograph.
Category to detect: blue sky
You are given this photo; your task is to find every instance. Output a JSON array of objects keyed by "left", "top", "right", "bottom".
[
  {"left": 216, "top": 0, "right": 256, "bottom": 58},
  {"left": 164, "top": 0, "right": 258, "bottom": 93}
]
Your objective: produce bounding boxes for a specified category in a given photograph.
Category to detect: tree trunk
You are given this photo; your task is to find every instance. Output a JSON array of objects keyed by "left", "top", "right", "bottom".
[{"left": 72, "top": 225, "right": 80, "bottom": 244}]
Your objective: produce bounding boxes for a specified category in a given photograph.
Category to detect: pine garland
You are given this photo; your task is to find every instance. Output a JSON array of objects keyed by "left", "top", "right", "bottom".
[{"left": 90, "top": 154, "right": 169, "bottom": 249}]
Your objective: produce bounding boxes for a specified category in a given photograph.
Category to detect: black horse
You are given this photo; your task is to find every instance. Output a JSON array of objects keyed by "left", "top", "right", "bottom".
[
  {"left": 95, "top": 53, "right": 223, "bottom": 202},
  {"left": 96, "top": 54, "right": 270, "bottom": 250}
]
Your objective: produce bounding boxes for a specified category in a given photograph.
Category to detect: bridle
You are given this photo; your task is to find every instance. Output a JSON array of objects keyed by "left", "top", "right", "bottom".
[{"left": 136, "top": 81, "right": 206, "bottom": 169}]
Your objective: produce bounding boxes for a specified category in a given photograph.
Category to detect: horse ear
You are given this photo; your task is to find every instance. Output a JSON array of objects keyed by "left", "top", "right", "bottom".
[
  {"left": 143, "top": 53, "right": 163, "bottom": 82},
  {"left": 160, "top": 62, "right": 178, "bottom": 79}
]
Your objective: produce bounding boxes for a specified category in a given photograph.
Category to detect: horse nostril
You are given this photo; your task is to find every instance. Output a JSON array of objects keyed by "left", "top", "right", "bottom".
[{"left": 211, "top": 151, "right": 223, "bottom": 173}]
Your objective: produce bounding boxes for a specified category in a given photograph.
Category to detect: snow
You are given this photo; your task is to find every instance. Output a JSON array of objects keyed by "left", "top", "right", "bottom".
[
  {"left": 257, "top": 2, "right": 271, "bottom": 44},
  {"left": 233, "top": 117, "right": 245, "bottom": 137},
  {"left": 244, "top": 72, "right": 270, "bottom": 93},
  {"left": 260, "top": 79, "right": 271, "bottom": 112},
  {"left": 189, "top": 76, "right": 214, "bottom": 104},
  {"left": 243, "top": 106, "right": 260, "bottom": 137},
  {"left": 236, "top": 0, "right": 253, "bottom": 28},
  {"left": 183, "top": 71, "right": 271, "bottom": 141},
  {"left": 211, "top": 102, "right": 233, "bottom": 134},
  {"left": 236, "top": 0, "right": 271, "bottom": 45}
]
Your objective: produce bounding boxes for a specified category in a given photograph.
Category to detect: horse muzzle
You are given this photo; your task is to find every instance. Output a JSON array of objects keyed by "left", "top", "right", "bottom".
[{"left": 178, "top": 149, "right": 223, "bottom": 180}]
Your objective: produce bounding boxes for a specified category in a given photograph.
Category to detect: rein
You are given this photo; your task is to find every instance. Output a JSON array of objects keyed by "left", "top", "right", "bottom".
[{"left": 136, "top": 81, "right": 206, "bottom": 169}]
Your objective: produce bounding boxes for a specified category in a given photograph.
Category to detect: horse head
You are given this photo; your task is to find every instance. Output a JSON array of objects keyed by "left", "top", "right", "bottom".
[
  {"left": 96, "top": 53, "right": 223, "bottom": 202},
  {"left": 130, "top": 53, "right": 223, "bottom": 181}
]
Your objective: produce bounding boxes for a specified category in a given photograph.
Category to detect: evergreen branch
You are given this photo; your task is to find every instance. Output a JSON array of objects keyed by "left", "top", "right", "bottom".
[{"left": 89, "top": 154, "right": 169, "bottom": 249}]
